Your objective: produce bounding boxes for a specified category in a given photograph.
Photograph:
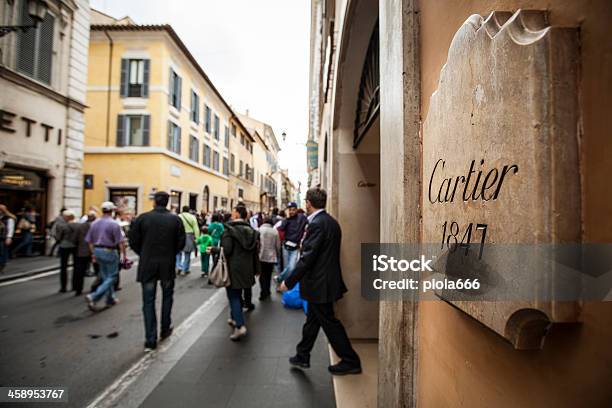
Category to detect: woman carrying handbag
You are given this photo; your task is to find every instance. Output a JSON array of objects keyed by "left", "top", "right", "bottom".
[{"left": 208, "top": 205, "right": 260, "bottom": 341}]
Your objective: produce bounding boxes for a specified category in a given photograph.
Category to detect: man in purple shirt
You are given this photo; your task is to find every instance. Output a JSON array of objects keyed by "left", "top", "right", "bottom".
[{"left": 85, "top": 201, "right": 126, "bottom": 310}]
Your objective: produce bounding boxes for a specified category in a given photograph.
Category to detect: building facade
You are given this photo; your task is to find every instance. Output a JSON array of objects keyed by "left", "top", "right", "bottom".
[
  {"left": 227, "top": 116, "right": 257, "bottom": 211},
  {"left": 237, "top": 112, "right": 281, "bottom": 212},
  {"left": 84, "top": 10, "right": 255, "bottom": 216},
  {"left": 0, "top": 0, "right": 90, "bottom": 250},
  {"left": 309, "top": 0, "right": 612, "bottom": 407}
]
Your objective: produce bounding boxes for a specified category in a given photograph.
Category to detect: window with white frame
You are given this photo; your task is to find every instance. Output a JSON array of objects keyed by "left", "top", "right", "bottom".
[
  {"left": 169, "top": 69, "right": 182, "bottom": 109},
  {"left": 223, "top": 157, "right": 229, "bottom": 176},
  {"left": 203, "top": 144, "right": 211, "bottom": 167},
  {"left": 213, "top": 151, "right": 220, "bottom": 171},
  {"left": 204, "top": 105, "right": 211, "bottom": 133},
  {"left": 116, "top": 115, "right": 150, "bottom": 146},
  {"left": 167, "top": 121, "right": 181, "bottom": 154},
  {"left": 189, "top": 135, "right": 199, "bottom": 162},
  {"left": 190, "top": 91, "right": 200, "bottom": 123},
  {"left": 213, "top": 114, "right": 220, "bottom": 140},
  {"left": 120, "top": 59, "right": 150, "bottom": 97}
]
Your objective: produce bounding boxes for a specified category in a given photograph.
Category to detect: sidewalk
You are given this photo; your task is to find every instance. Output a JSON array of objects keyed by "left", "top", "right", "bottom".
[
  {"left": 141, "top": 289, "right": 336, "bottom": 408},
  {"left": 0, "top": 254, "right": 64, "bottom": 282}
]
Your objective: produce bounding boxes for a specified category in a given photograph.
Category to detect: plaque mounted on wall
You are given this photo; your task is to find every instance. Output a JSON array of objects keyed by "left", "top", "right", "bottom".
[{"left": 422, "top": 10, "right": 581, "bottom": 349}]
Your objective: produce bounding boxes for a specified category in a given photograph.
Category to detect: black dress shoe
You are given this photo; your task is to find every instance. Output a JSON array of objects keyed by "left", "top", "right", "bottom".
[
  {"left": 328, "top": 361, "right": 362, "bottom": 375},
  {"left": 144, "top": 342, "right": 157, "bottom": 352},
  {"left": 289, "top": 355, "right": 310, "bottom": 369},
  {"left": 160, "top": 327, "right": 173, "bottom": 341},
  {"left": 59, "top": 288, "right": 67, "bottom": 293}
]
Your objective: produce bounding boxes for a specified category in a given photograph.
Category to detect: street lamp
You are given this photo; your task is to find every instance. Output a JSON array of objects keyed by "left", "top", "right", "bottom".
[{"left": 0, "top": 0, "right": 49, "bottom": 38}]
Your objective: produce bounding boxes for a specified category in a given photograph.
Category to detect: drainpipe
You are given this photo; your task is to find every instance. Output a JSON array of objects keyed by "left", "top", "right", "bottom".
[{"left": 104, "top": 29, "right": 113, "bottom": 147}]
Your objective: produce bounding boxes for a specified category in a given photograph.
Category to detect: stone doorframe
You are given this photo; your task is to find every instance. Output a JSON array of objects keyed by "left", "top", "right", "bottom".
[{"left": 378, "top": 0, "right": 421, "bottom": 407}]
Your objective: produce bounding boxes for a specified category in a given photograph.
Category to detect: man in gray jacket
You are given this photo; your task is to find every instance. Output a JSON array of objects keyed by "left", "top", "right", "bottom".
[{"left": 258, "top": 217, "right": 280, "bottom": 300}]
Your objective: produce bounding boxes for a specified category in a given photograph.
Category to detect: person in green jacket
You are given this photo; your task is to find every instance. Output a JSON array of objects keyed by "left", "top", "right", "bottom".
[
  {"left": 207, "top": 212, "right": 225, "bottom": 269},
  {"left": 196, "top": 226, "right": 213, "bottom": 278}
]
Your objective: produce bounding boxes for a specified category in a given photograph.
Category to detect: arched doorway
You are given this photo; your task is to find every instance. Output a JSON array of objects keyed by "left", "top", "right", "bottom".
[
  {"left": 202, "top": 185, "right": 209, "bottom": 213},
  {"left": 327, "top": 0, "right": 380, "bottom": 340}
]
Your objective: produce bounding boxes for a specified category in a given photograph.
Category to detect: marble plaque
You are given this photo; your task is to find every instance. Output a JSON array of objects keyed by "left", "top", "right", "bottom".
[{"left": 422, "top": 10, "right": 581, "bottom": 349}]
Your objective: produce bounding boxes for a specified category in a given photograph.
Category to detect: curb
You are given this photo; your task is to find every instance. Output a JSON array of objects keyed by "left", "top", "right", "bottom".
[{"left": 0, "top": 264, "right": 66, "bottom": 283}]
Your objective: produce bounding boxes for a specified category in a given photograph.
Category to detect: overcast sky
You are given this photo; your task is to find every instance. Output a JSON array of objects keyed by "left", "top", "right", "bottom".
[{"left": 90, "top": 0, "right": 310, "bottom": 194}]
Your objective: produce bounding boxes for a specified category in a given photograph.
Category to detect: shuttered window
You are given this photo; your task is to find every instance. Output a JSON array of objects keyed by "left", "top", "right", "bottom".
[
  {"left": 203, "top": 145, "right": 211, "bottom": 167},
  {"left": 213, "top": 151, "right": 220, "bottom": 171},
  {"left": 213, "top": 114, "right": 220, "bottom": 140},
  {"left": 224, "top": 126, "right": 230, "bottom": 148},
  {"left": 223, "top": 157, "right": 229, "bottom": 176},
  {"left": 116, "top": 114, "right": 150, "bottom": 146},
  {"left": 17, "top": 1, "right": 55, "bottom": 85},
  {"left": 167, "top": 121, "right": 181, "bottom": 154},
  {"left": 190, "top": 91, "right": 200, "bottom": 123},
  {"left": 120, "top": 59, "right": 150, "bottom": 97},
  {"left": 204, "top": 105, "right": 211, "bottom": 133},
  {"left": 189, "top": 135, "right": 199, "bottom": 162},
  {"left": 230, "top": 154, "right": 235, "bottom": 173},
  {"left": 168, "top": 69, "right": 182, "bottom": 109}
]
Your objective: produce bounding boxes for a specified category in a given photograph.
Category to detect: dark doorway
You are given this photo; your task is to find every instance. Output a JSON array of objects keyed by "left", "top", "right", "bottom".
[
  {"left": 203, "top": 186, "right": 209, "bottom": 212},
  {"left": 189, "top": 193, "right": 198, "bottom": 211}
]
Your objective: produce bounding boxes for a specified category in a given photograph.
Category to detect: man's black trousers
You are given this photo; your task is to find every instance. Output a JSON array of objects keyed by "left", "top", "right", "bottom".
[{"left": 296, "top": 302, "right": 360, "bottom": 366}]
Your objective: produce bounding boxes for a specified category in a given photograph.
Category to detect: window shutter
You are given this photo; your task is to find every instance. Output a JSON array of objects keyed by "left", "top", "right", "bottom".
[
  {"left": 120, "top": 59, "right": 129, "bottom": 97},
  {"left": 167, "top": 120, "right": 172, "bottom": 150},
  {"left": 17, "top": 1, "right": 35, "bottom": 77},
  {"left": 37, "top": 13, "right": 54, "bottom": 84},
  {"left": 142, "top": 115, "right": 150, "bottom": 146},
  {"left": 116, "top": 115, "right": 126, "bottom": 146},
  {"left": 177, "top": 126, "right": 182, "bottom": 154},
  {"left": 177, "top": 77, "right": 182, "bottom": 110},
  {"left": 168, "top": 68, "right": 173, "bottom": 105},
  {"left": 142, "top": 59, "right": 150, "bottom": 97}
]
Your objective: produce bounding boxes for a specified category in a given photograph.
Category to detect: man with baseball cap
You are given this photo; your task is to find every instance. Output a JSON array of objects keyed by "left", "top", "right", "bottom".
[
  {"left": 85, "top": 201, "right": 127, "bottom": 310},
  {"left": 276, "top": 201, "right": 308, "bottom": 284}
]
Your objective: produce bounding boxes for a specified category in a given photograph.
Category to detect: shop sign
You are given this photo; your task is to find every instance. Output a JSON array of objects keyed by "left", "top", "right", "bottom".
[
  {"left": 0, "top": 168, "right": 43, "bottom": 190},
  {"left": 0, "top": 109, "right": 62, "bottom": 144}
]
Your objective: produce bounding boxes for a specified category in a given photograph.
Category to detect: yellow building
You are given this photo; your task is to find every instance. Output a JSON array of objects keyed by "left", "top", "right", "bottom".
[
  {"left": 227, "top": 117, "right": 258, "bottom": 210},
  {"left": 237, "top": 112, "right": 282, "bottom": 211},
  {"left": 84, "top": 10, "right": 253, "bottom": 215}
]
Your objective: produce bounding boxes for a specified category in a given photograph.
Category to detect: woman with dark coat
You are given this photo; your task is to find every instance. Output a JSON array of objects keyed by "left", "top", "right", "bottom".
[{"left": 210, "top": 206, "right": 260, "bottom": 341}]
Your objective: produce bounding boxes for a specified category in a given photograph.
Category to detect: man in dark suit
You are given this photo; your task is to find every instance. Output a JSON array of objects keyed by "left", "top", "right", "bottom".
[
  {"left": 281, "top": 187, "right": 361, "bottom": 375},
  {"left": 129, "top": 191, "right": 185, "bottom": 352}
]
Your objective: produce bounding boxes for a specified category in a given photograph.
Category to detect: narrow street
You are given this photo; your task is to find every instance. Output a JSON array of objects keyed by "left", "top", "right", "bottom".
[{"left": 0, "top": 261, "right": 217, "bottom": 408}]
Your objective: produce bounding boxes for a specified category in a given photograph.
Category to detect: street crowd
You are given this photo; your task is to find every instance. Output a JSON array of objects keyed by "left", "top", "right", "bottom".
[{"left": 0, "top": 187, "right": 362, "bottom": 377}]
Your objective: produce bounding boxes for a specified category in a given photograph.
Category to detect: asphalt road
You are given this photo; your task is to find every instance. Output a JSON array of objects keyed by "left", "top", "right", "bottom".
[{"left": 0, "top": 259, "right": 218, "bottom": 408}]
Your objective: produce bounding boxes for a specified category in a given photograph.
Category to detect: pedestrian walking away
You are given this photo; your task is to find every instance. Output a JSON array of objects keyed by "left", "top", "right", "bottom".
[
  {"left": 56, "top": 210, "right": 77, "bottom": 293},
  {"left": 47, "top": 208, "right": 66, "bottom": 257},
  {"left": 207, "top": 212, "right": 225, "bottom": 269},
  {"left": 209, "top": 205, "right": 260, "bottom": 341},
  {"left": 258, "top": 217, "right": 280, "bottom": 300},
  {"left": 281, "top": 187, "right": 362, "bottom": 376},
  {"left": 129, "top": 191, "right": 185, "bottom": 352},
  {"left": 85, "top": 202, "right": 127, "bottom": 310},
  {"left": 196, "top": 225, "right": 213, "bottom": 278},
  {"left": 176, "top": 206, "right": 200, "bottom": 275},
  {"left": 72, "top": 211, "right": 96, "bottom": 296}
]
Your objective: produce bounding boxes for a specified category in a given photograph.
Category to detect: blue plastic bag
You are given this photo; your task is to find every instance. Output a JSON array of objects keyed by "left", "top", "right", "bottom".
[{"left": 282, "top": 283, "right": 305, "bottom": 310}]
